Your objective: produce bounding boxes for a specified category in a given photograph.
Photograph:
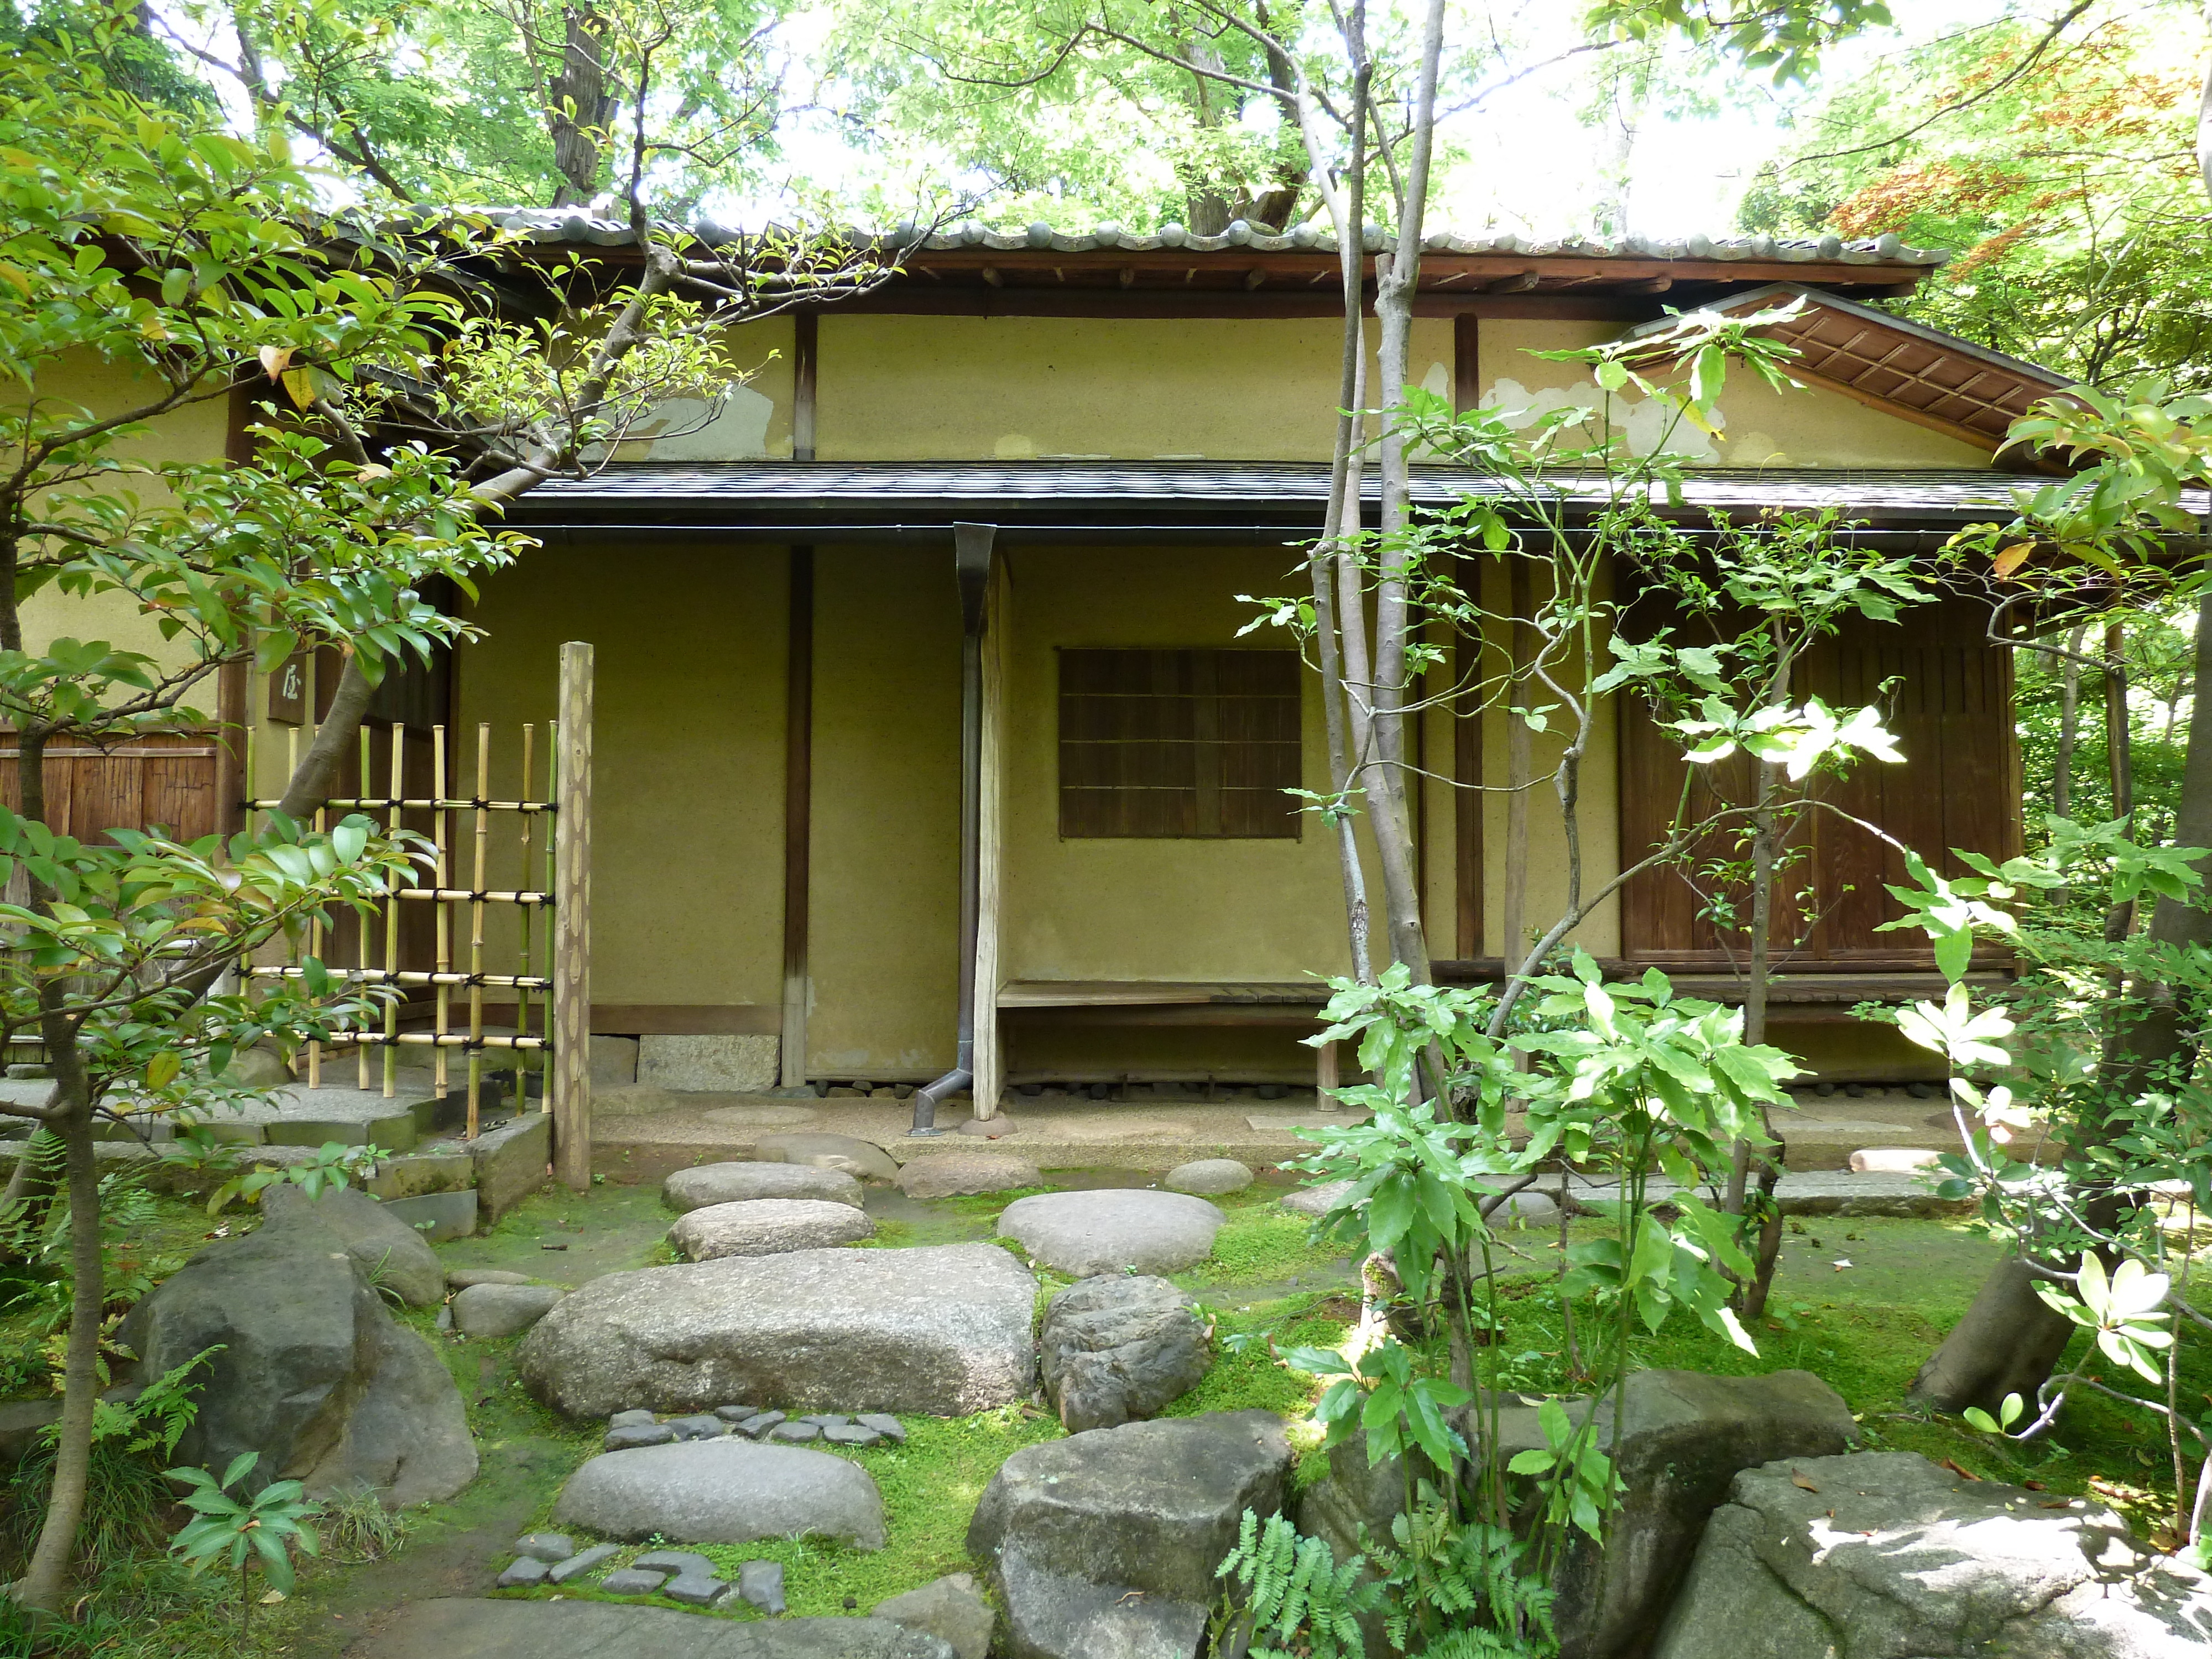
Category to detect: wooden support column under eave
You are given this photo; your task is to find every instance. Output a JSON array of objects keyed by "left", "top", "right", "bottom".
[
  {"left": 971, "top": 544, "right": 1009, "bottom": 1119},
  {"left": 780, "top": 545, "right": 815, "bottom": 1088}
]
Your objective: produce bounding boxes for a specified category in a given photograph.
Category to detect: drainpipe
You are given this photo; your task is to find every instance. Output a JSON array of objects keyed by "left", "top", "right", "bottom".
[{"left": 910, "top": 522, "right": 995, "bottom": 1135}]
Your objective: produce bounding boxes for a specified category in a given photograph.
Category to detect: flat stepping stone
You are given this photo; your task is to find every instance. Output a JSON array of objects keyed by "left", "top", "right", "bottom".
[
  {"left": 513, "top": 1533, "right": 575, "bottom": 1563},
  {"left": 352, "top": 1599, "right": 957, "bottom": 1657},
  {"left": 497, "top": 1556, "right": 550, "bottom": 1588},
  {"left": 519, "top": 1243, "right": 1036, "bottom": 1418},
  {"left": 739, "top": 1560, "right": 786, "bottom": 1615},
  {"left": 547, "top": 1542, "right": 620, "bottom": 1584},
  {"left": 448, "top": 1267, "right": 535, "bottom": 1288},
  {"left": 752, "top": 1132, "right": 900, "bottom": 1182},
  {"left": 601, "top": 1567, "right": 670, "bottom": 1595},
  {"left": 670, "top": 1198, "right": 875, "bottom": 1261},
  {"left": 635, "top": 1549, "right": 718, "bottom": 1578},
  {"left": 855, "top": 1413, "right": 906, "bottom": 1443},
  {"left": 605, "top": 1422, "right": 676, "bottom": 1451},
  {"left": 1163, "top": 1159, "right": 1252, "bottom": 1195},
  {"left": 666, "top": 1413, "right": 725, "bottom": 1439},
  {"left": 1279, "top": 1179, "right": 1357, "bottom": 1217},
  {"left": 737, "top": 1411, "right": 786, "bottom": 1438},
  {"left": 664, "top": 1162, "right": 864, "bottom": 1213},
  {"left": 609, "top": 1409, "right": 657, "bottom": 1427},
  {"left": 895, "top": 1151, "right": 1042, "bottom": 1199},
  {"left": 997, "top": 1190, "right": 1224, "bottom": 1276},
  {"left": 453, "top": 1283, "right": 566, "bottom": 1338},
  {"left": 771, "top": 1420, "right": 821, "bottom": 1443},
  {"left": 554, "top": 1438, "right": 888, "bottom": 1549}
]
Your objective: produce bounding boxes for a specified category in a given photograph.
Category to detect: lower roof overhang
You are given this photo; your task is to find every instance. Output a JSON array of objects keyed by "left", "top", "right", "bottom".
[{"left": 501, "top": 460, "right": 2065, "bottom": 546}]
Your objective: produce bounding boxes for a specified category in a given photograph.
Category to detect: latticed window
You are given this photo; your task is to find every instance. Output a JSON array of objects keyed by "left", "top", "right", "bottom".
[{"left": 1058, "top": 649, "right": 1302, "bottom": 838}]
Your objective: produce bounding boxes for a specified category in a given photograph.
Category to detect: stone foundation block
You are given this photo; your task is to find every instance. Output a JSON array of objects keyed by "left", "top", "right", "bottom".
[{"left": 639, "top": 1034, "right": 778, "bottom": 1092}]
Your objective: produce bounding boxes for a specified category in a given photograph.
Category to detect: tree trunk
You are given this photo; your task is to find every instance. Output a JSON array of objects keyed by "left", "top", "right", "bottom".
[
  {"left": 2053, "top": 623, "right": 2084, "bottom": 818},
  {"left": 547, "top": 6, "right": 618, "bottom": 207}
]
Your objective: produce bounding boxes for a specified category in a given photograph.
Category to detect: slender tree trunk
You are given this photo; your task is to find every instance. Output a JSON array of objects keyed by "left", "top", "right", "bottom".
[
  {"left": 2104, "top": 620, "right": 2136, "bottom": 944},
  {"left": 2054, "top": 623, "right": 2084, "bottom": 818},
  {"left": 1501, "top": 558, "right": 1533, "bottom": 980}
]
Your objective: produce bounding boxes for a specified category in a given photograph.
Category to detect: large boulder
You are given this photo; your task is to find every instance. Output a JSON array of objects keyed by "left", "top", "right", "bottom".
[
  {"left": 968, "top": 1410, "right": 1292, "bottom": 1659},
  {"left": 554, "top": 1438, "right": 888, "bottom": 1548},
  {"left": 260, "top": 1183, "right": 444, "bottom": 1307},
  {"left": 115, "top": 1207, "right": 476, "bottom": 1509},
  {"left": 351, "top": 1599, "right": 955, "bottom": 1658},
  {"left": 752, "top": 1131, "right": 899, "bottom": 1182},
  {"left": 663, "top": 1162, "right": 864, "bottom": 1212},
  {"left": 997, "top": 1190, "right": 1224, "bottom": 1276},
  {"left": 518, "top": 1243, "right": 1036, "bottom": 1418},
  {"left": 1297, "top": 1368, "right": 1856, "bottom": 1659},
  {"left": 871, "top": 1573, "right": 995, "bottom": 1659},
  {"left": 669, "top": 1198, "right": 875, "bottom": 1260},
  {"left": 1653, "top": 1452, "right": 2212, "bottom": 1659},
  {"left": 1040, "top": 1276, "right": 1211, "bottom": 1432}
]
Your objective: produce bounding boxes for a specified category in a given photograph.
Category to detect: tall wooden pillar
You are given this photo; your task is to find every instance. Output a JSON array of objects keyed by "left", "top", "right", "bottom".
[
  {"left": 550, "top": 641, "right": 593, "bottom": 1190},
  {"left": 780, "top": 547, "right": 815, "bottom": 1088}
]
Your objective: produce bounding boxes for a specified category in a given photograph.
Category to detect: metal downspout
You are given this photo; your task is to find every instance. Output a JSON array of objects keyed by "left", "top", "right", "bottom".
[{"left": 910, "top": 523, "right": 995, "bottom": 1134}]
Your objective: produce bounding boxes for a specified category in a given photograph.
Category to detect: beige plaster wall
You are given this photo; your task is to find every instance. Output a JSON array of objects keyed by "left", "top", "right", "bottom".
[
  {"left": 452, "top": 541, "right": 789, "bottom": 1015},
  {"left": 607, "top": 314, "right": 798, "bottom": 462},
  {"left": 806, "top": 545, "right": 964, "bottom": 1077},
  {"left": 816, "top": 316, "right": 1454, "bottom": 462},
  {"left": 999, "top": 544, "right": 1374, "bottom": 984},
  {"left": 1476, "top": 319, "right": 1994, "bottom": 469}
]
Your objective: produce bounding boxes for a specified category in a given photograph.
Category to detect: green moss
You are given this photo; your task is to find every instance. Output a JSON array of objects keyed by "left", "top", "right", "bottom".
[
  {"left": 1175, "top": 1204, "right": 1350, "bottom": 1292},
  {"left": 1165, "top": 1294, "right": 1354, "bottom": 1422}
]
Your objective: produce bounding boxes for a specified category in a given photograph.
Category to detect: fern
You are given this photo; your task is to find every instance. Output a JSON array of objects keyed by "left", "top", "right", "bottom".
[
  {"left": 1214, "top": 1507, "right": 1375, "bottom": 1659},
  {"left": 1364, "top": 1484, "right": 1558, "bottom": 1658}
]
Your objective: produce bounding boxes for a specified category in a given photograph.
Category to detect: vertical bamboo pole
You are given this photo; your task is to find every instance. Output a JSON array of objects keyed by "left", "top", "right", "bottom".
[
  {"left": 357, "top": 728, "right": 372, "bottom": 1090},
  {"left": 433, "top": 724, "right": 451, "bottom": 1101},
  {"left": 467, "top": 724, "right": 489, "bottom": 1139},
  {"left": 551, "top": 642, "right": 593, "bottom": 1191},
  {"left": 309, "top": 750, "right": 326, "bottom": 1091},
  {"left": 384, "top": 727, "right": 404, "bottom": 1097},
  {"left": 519, "top": 723, "right": 540, "bottom": 1111}
]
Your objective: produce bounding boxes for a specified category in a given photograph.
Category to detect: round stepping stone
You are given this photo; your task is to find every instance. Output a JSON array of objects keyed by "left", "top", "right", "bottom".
[
  {"left": 452, "top": 1282, "right": 566, "bottom": 1338},
  {"left": 669, "top": 1198, "right": 876, "bottom": 1261},
  {"left": 1164, "top": 1159, "right": 1253, "bottom": 1195},
  {"left": 1279, "top": 1179, "right": 1357, "bottom": 1217},
  {"left": 998, "top": 1189, "right": 1224, "bottom": 1276},
  {"left": 752, "top": 1131, "right": 900, "bottom": 1182},
  {"left": 896, "top": 1150, "right": 1043, "bottom": 1199},
  {"left": 662, "top": 1161, "right": 864, "bottom": 1213},
  {"left": 554, "top": 1438, "right": 889, "bottom": 1548}
]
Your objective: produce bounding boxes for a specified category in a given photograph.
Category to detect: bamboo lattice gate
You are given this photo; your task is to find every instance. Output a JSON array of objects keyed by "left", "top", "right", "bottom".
[{"left": 242, "top": 643, "right": 593, "bottom": 1185}]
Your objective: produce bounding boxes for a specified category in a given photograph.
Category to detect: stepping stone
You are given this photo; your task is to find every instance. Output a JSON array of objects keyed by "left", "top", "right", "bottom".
[
  {"left": 772, "top": 1420, "right": 821, "bottom": 1443},
  {"left": 752, "top": 1131, "right": 900, "bottom": 1182},
  {"left": 715, "top": 1403, "right": 761, "bottom": 1422},
  {"left": 635, "top": 1549, "right": 718, "bottom": 1578},
  {"left": 518, "top": 1243, "right": 1037, "bottom": 1418},
  {"left": 351, "top": 1600, "right": 958, "bottom": 1657},
  {"left": 800, "top": 1413, "right": 849, "bottom": 1426},
  {"left": 895, "top": 1151, "right": 1042, "bottom": 1199},
  {"left": 670, "top": 1199, "right": 875, "bottom": 1261},
  {"left": 513, "top": 1532, "right": 576, "bottom": 1563},
  {"left": 554, "top": 1438, "right": 888, "bottom": 1549},
  {"left": 546, "top": 1542, "right": 620, "bottom": 1584},
  {"left": 666, "top": 1414, "right": 725, "bottom": 1440},
  {"left": 453, "top": 1282, "right": 566, "bottom": 1338},
  {"left": 448, "top": 1267, "right": 534, "bottom": 1288},
  {"left": 738, "top": 1411, "right": 786, "bottom": 1438},
  {"left": 823, "top": 1424, "right": 880, "bottom": 1446},
  {"left": 609, "top": 1408, "right": 657, "bottom": 1428},
  {"left": 665, "top": 1573, "right": 729, "bottom": 1608},
  {"left": 1163, "top": 1158, "right": 1252, "bottom": 1195},
  {"left": 1279, "top": 1179, "right": 1357, "bottom": 1217},
  {"left": 739, "top": 1559, "right": 786, "bottom": 1615},
  {"left": 997, "top": 1190, "right": 1224, "bottom": 1276},
  {"left": 600, "top": 1567, "right": 669, "bottom": 1595},
  {"left": 496, "top": 1556, "right": 550, "bottom": 1588},
  {"left": 873, "top": 1573, "right": 995, "bottom": 1659},
  {"left": 855, "top": 1413, "right": 906, "bottom": 1443},
  {"left": 606, "top": 1422, "right": 676, "bottom": 1451},
  {"left": 664, "top": 1161, "right": 865, "bottom": 1213}
]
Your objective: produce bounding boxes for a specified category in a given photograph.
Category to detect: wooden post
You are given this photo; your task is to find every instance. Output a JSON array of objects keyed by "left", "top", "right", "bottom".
[
  {"left": 551, "top": 641, "right": 593, "bottom": 1190},
  {"left": 780, "top": 547, "right": 813, "bottom": 1089},
  {"left": 1316, "top": 1038, "right": 1339, "bottom": 1097}
]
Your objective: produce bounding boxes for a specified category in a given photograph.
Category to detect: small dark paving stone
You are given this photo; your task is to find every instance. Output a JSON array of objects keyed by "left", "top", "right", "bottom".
[
  {"left": 770, "top": 1420, "right": 821, "bottom": 1443},
  {"left": 666, "top": 1413, "right": 725, "bottom": 1440},
  {"left": 599, "top": 1567, "right": 668, "bottom": 1595},
  {"left": 739, "top": 1560, "right": 786, "bottom": 1615},
  {"left": 822, "top": 1423, "right": 881, "bottom": 1446},
  {"left": 800, "top": 1413, "right": 849, "bottom": 1427},
  {"left": 609, "top": 1408, "right": 657, "bottom": 1428},
  {"left": 714, "top": 1403, "right": 760, "bottom": 1422},
  {"left": 545, "top": 1542, "right": 620, "bottom": 1584},
  {"left": 512, "top": 1532, "right": 575, "bottom": 1563},
  {"left": 663, "top": 1573, "right": 730, "bottom": 1608},
  {"left": 634, "top": 1550, "right": 718, "bottom": 1578},
  {"left": 604, "top": 1422, "right": 677, "bottom": 1451},
  {"left": 737, "top": 1410, "right": 786, "bottom": 1438},
  {"left": 495, "top": 1556, "right": 549, "bottom": 1589},
  {"left": 855, "top": 1413, "right": 906, "bottom": 1443}
]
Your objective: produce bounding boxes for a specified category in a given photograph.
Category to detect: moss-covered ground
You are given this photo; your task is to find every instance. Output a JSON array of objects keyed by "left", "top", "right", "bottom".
[{"left": 2, "top": 1171, "right": 2205, "bottom": 1655}]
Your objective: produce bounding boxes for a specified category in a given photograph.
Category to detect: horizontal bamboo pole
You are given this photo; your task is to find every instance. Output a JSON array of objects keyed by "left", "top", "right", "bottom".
[
  {"left": 246, "top": 966, "right": 554, "bottom": 990},
  {"left": 392, "top": 887, "right": 552, "bottom": 906},
  {"left": 314, "top": 1030, "right": 550, "bottom": 1051},
  {"left": 242, "top": 797, "right": 557, "bottom": 813}
]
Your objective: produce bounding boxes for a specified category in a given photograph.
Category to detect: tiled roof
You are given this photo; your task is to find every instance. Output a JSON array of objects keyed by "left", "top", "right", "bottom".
[
  {"left": 458, "top": 207, "right": 1947, "bottom": 269},
  {"left": 506, "top": 461, "right": 2063, "bottom": 535}
]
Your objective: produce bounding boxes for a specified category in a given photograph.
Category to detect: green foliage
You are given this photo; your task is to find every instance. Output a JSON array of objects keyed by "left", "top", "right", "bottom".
[
  {"left": 1585, "top": 0, "right": 1891, "bottom": 85},
  {"left": 312, "top": 1484, "right": 410, "bottom": 1563},
  {"left": 166, "top": 1451, "right": 321, "bottom": 1639},
  {"left": 1213, "top": 1509, "right": 1376, "bottom": 1659},
  {"left": 1364, "top": 1488, "right": 1556, "bottom": 1658}
]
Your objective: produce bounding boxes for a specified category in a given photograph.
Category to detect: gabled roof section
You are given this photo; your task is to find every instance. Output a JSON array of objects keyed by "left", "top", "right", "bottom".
[
  {"left": 1629, "top": 285, "right": 2075, "bottom": 453},
  {"left": 451, "top": 210, "right": 1949, "bottom": 315}
]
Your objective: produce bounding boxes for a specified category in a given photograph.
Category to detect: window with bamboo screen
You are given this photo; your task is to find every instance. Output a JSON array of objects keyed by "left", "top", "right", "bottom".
[{"left": 1058, "top": 648, "right": 1301, "bottom": 838}]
